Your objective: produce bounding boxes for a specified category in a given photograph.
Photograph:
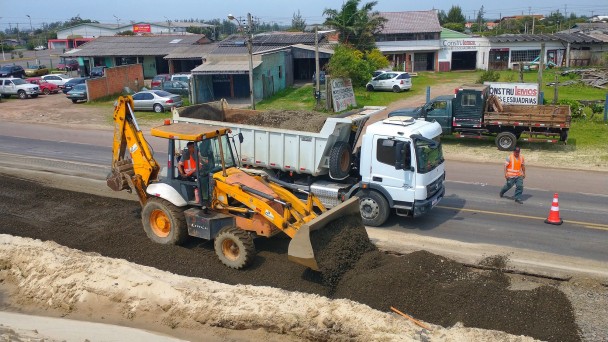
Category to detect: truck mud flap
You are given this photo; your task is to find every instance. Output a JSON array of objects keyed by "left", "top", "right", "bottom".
[{"left": 287, "top": 197, "right": 360, "bottom": 271}]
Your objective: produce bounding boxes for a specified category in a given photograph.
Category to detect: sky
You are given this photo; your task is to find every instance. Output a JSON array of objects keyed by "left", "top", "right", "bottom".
[{"left": 1, "top": 0, "right": 607, "bottom": 30}]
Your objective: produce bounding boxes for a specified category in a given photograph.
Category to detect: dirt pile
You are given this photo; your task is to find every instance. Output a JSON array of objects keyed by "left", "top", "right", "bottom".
[{"left": 0, "top": 175, "right": 581, "bottom": 341}]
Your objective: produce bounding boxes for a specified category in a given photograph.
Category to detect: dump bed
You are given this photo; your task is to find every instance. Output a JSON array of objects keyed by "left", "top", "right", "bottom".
[{"left": 173, "top": 100, "right": 385, "bottom": 177}]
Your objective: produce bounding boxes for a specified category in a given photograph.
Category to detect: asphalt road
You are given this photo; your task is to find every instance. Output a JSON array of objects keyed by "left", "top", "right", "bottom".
[{"left": 0, "top": 121, "right": 606, "bottom": 266}]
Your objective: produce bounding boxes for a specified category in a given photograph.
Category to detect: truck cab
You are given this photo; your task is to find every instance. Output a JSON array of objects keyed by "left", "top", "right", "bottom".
[{"left": 357, "top": 117, "right": 445, "bottom": 221}]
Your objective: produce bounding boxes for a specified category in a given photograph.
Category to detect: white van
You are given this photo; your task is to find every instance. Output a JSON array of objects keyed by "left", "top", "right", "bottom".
[{"left": 171, "top": 74, "right": 192, "bottom": 83}]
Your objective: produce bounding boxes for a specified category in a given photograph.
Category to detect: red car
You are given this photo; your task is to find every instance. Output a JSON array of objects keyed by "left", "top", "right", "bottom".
[
  {"left": 57, "top": 59, "right": 79, "bottom": 71},
  {"left": 26, "top": 77, "right": 60, "bottom": 95},
  {"left": 151, "top": 74, "right": 171, "bottom": 88}
]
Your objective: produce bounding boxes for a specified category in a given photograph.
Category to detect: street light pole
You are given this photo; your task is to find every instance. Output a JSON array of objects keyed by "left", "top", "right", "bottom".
[
  {"left": 26, "top": 15, "right": 38, "bottom": 64},
  {"left": 228, "top": 13, "right": 255, "bottom": 109}
]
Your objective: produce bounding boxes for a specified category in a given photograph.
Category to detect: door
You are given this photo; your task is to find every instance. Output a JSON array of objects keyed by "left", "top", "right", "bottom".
[
  {"left": 132, "top": 92, "right": 154, "bottom": 110},
  {"left": 370, "top": 136, "right": 415, "bottom": 193},
  {"left": 425, "top": 100, "right": 451, "bottom": 134}
]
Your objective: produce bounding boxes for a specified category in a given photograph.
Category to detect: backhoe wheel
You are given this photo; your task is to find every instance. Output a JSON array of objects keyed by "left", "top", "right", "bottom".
[
  {"left": 328, "top": 141, "right": 352, "bottom": 180},
  {"left": 214, "top": 227, "right": 255, "bottom": 269},
  {"left": 142, "top": 198, "right": 187, "bottom": 245},
  {"left": 358, "top": 190, "right": 390, "bottom": 227},
  {"left": 495, "top": 132, "right": 517, "bottom": 151}
]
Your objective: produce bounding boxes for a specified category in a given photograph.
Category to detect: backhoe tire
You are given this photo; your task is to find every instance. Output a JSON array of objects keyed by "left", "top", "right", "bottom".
[
  {"left": 142, "top": 198, "right": 188, "bottom": 245},
  {"left": 495, "top": 132, "right": 517, "bottom": 151},
  {"left": 214, "top": 227, "right": 255, "bottom": 269},
  {"left": 357, "top": 190, "right": 390, "bottom": 227},
  {"left": 328, "top": 141, "right": 352, "bottom": 180},
  {"left": 153, "top": 104, "right": 164, "bottom": 113}
]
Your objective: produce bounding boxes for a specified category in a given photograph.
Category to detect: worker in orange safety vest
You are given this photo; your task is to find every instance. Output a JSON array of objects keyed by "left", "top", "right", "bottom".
[{"left": 499, "top": 146, "right": 526, "bottom": 204}]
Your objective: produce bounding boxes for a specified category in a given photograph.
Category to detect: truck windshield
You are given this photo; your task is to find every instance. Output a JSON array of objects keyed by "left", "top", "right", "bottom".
[{"left": 415, "top": 137, "right": 444, "bottom": 173}]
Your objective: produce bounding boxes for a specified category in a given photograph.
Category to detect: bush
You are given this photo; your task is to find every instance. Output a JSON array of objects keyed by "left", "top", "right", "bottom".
[
  {"left": 476, "top": 70, "right": 500, "bottom": 84},
  {"left": 558, "top": 99, "right": 584, "bottom": 118}
]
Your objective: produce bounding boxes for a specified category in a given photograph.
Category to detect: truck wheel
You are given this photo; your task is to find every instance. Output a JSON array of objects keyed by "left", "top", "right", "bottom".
[
  {"left": 495, "top": 132, "right": 517, "bottom": 151},
  {"left": 329, "top": 141, "right": 352, "bottom": 180},
  {"left": 142, "top": 198, "right": 188, "bottom": 245},
  {"left": 214, "top": 227, "right": 255, "bottom": 269},
  {"left": 366, "top": 84, "right": 374, "bottom": 92},
  {"left": 560, "top": 130, "right": 569, "bottom": 142},
  {"left": 18, "top": 90, "right": 27, "bottom": 99},
  {"left": 392, "top": 85, "right": 401, "bottom": 93},
  {"left": 153, "top": 104, "right": 164, "bottom": 113},
  {"left": 358, "top": 190, "right": 390, "bottom": 227}
]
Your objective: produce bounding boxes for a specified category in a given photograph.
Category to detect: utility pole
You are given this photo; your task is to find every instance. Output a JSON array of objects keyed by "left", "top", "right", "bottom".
[
  {"left": 314, "top": 25, "right": 320, "bottom": 107},
  {"left": 247, "top": 13, "right": 255, "bottom": 109},
  {"left": 26, "top": 15, "right": 38, "bottom": 64},
  {"left": 538, "top": 43, "right": 545, "bottom": 96}
]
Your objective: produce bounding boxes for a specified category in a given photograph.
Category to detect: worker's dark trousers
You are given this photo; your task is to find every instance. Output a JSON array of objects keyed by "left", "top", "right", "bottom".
[{"left": 501, "top": 177, "right": 524, "bottom": 200}]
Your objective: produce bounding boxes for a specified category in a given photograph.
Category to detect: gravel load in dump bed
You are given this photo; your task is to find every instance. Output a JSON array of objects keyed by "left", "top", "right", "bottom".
[
  {"left": 236, "top": 110, "right": 328, "bottom": 132},
  {"left": 0, "top": 175, "right": 581, "bottom": 342}
]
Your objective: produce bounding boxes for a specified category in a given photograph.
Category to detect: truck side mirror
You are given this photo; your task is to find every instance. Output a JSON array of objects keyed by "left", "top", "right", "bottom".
[
  {"left": 238, "top": 133, "right": 244, "bottom": 144},
  {"left": 394, "top": 141, "right": 412, "bottom": 170}
]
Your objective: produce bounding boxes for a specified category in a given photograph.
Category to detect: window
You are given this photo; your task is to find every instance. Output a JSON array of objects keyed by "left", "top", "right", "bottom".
[
  {"left": 432, "top": 101, "right": 447, "bottom": 110},
  {"left": 278, "top": 66, "right": 282, "bottom": 78},
  {"left": 461, "top": 94, "right": 476, "bottom": 107},
  {"left": 510, "top": 49, "right": 540, "bottom": 62},
  {"left": 377, "top": 139, "right": 396, "bottom": 165}
]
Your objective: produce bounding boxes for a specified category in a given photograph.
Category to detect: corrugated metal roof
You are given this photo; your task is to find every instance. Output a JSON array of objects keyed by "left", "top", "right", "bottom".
[
  {"left": 489, "top": 33, "right": 603, "bottom": 44},
  {"left": 210, "top": 45, "right": 290, "bottom": 55},
  {"left": 164, "top": 43, "right": 219, "bottom": 59},
  {"left": 61, "top": 35, "right": 208, "bottom": 57},
  {"left": 441, "top": 28, "right": 471, "bottom": 39},
  {"left": 191, "top": 59, "right": 262, "bottom": 74},
  {"left": 291, "top": 43, "right": 334, "bottom": 55},
  {"left": 378, "top": 10, "right": 441, "bottom": 34}
]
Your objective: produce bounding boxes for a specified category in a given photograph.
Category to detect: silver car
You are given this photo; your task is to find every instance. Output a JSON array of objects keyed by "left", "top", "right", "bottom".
[
  {"left": 132, "top": 90, "right": 183, "bottom": 113},
  {"left": 366, "top": 71, "right": 412, "bottom": 93}
]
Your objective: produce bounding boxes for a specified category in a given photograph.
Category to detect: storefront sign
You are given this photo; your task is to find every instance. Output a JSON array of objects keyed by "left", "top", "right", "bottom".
[
  {"left": 133, "top": 24, "right": 151, "bottom": 33},
  {"left": 486, "top": 82, "right": 539, "bottom": 105},
  {"left": 331, "top": 78, "right": 356, "bottom": 112},
  {"left": 442, "top": 39, "right": 478, "bottom": 50}
]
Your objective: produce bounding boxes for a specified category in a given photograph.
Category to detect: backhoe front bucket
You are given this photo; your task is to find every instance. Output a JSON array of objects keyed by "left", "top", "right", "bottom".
[{"left": 287, "top": 196, "right": 360, "bottom": 271}]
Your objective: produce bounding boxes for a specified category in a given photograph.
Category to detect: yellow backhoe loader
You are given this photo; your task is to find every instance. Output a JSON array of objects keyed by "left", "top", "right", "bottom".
[{"left": 107, "top": 96, "right": 359, "bottom": 270}]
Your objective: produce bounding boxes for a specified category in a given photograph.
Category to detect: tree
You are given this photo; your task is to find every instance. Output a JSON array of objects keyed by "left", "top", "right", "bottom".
[
  {"left": 323, "top": 0, "right": 387, "bottom": 51},
  {"left": 446, "top": 6, "right": 466, "bottom": 24},
  {"left": 437, "top": 10, "right": 448, "bottom": 25},
  {"left": 326, "top": 44, "right": 388, "bottom": 86},
  {"left": 290, "top": 10, "right": 306, "bottom": 32},
  {"left": 444, "top": 23, "right": 465, "bottom": 32}
]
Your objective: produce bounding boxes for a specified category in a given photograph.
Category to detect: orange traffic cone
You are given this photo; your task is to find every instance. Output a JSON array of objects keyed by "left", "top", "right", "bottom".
[{"left": 544, "top": 193, "right": 563, "bottom": 225}]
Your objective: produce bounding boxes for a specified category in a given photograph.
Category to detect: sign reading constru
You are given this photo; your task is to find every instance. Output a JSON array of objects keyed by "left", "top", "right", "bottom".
[
  {"left": 442, "top": 39, "right": 478, "bottom": 50},
  {"left": 331, "top": 78, "right": 357, "bottom": 112},
  {"left": 486, "top": 82, "right": 539, "bottom": 105},
  {"left": 133, "top": 24, "right": 151, "bottom": 33}
]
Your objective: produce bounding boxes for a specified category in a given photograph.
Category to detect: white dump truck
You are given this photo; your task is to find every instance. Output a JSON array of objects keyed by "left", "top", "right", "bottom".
[{"left": 172, "top": 100, "right": 445, "bottom": 227}]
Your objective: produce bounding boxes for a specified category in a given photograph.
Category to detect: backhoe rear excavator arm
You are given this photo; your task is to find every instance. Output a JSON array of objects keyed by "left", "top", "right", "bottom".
[{"left": 106, "top": 96, "right": 160, "bottom": 206}]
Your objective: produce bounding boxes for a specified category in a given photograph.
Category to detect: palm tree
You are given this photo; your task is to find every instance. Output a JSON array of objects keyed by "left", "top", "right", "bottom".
[{"left": 323, "top": 0, "right": 386, "bottom": 51}]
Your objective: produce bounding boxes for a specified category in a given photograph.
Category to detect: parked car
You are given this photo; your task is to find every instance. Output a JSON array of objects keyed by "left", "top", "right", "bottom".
[
  {"left": 0, "top": 77, "right": 40, "bottom": 99},
  {"left": 41, "top": 74, "right": 73, "bottom": 88},
  {"left": 152, "top": 80, "right": 189, "bottom": 96},
  {"left": 151, "top": 74, "right": 171, "bottom": 88},
  {"left": 66, "top": 84, "right": 87, "bottom": 103},
  {"left": 90, "top": 66, "right": 106, "bottom": 78},
  {"left": 34, "top": 45, "right": 47, "bottom": 51},
  {"left": 366, "top": 71, "right": 412, "bottom": 93},
  {"left": 24, "top": 65, "right": 49, "bottom": 77},
  {"left": 131, "top": 90, "right": 183, "bottom": 113},
  {"left": 26, "top": 77, "right": 60, "bottom": 95},
  {"left": 170, "top": 73, "right": 192, "bottom": 83},
  {"left": 57, "top": 59, "right": 79, "bottom": 71},
  {"left": 372, "top": 69, "right": 391, "bottom": 78},
  {"left": 0, "top": 65, "right": 26, "bottom": 78},
  {"left": 62, "top": 77, "right": 88, "bottom": 94}
]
